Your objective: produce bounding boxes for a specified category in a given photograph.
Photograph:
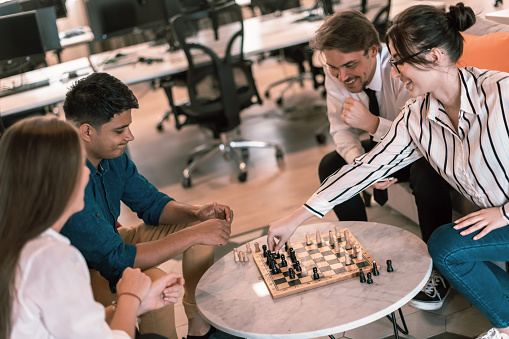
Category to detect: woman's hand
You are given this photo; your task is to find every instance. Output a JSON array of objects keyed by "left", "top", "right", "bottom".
[{"left": 454, "top": 207, "right": 508, "bottom": 240}]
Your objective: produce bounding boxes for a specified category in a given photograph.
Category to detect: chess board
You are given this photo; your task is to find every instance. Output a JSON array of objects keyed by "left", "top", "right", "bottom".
[{"left": 253, "top": 228, "right": 380, "bottom": 299}]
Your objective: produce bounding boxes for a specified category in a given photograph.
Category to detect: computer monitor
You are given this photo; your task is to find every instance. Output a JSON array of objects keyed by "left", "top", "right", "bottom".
[
  {"left": 0, "top": 0, "right": 67, "bottom": 18},
  {"left": 86, "top": 0, "right": 167, "bottom": 41}
]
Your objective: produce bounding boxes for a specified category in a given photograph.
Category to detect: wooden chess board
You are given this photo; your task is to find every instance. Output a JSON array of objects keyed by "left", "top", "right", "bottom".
[{"left": 253, "top": 228, "right": 380, "bottom": 299}]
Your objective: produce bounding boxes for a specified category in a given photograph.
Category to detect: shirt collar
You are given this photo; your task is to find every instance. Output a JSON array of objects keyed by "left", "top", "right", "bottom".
[
  {"left": 87, "top": 158, "right": 110, "bottom": 176},
  {"left": 365, "top": 52, "right": 383, "bottom": 93}
]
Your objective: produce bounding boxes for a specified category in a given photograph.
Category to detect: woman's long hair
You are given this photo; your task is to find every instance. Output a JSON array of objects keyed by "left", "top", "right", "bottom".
[{"left": 0, "top": 117, "right": 83, "bottom": 338}]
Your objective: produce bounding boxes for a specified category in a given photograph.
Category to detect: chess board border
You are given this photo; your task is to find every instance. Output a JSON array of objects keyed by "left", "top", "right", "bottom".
[{"left": 253, "top": 228, "right": 380, "bottom": 299}]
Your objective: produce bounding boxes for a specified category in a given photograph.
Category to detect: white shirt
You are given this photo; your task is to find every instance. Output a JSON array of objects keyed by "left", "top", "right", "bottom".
[
  {"left": 326, "top": 45, "right": 411, "bottom": 163},
  {"left": 11, "top": 228, "right": 130, "bottom": 339},
  {"left": 306, "top": 67, "right": 509, "bottom": 222}
]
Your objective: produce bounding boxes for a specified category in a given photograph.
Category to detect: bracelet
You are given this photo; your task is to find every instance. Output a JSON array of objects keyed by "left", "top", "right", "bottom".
[{"left": 117, "top": 292, "right": 142, "bottom": 305}]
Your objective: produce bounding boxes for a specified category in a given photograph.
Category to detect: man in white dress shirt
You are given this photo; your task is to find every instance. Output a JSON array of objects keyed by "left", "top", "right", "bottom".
[{"left": 311, "top": 9, "right": 452, "bottom": 310}]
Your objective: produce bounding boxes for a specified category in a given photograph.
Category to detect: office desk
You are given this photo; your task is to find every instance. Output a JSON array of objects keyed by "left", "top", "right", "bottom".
[
  {"left": 486, "top": 9, "right": 509, "bottom": 24},
  {"left": 0, "top": 10, "right": 322, "bottom": 118},
  {"left": 196, "top": 221, "right": 432, "bottom": 338}
]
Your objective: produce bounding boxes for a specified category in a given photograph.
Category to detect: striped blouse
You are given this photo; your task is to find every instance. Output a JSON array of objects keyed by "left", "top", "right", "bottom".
[{"left": 305, "top": 67, "right": 509, "bottom": 222}]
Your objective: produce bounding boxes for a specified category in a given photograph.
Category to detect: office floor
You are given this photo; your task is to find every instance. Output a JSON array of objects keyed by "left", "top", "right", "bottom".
[{"left": 116, "top": 1, "right": 507, "bottom": 338}]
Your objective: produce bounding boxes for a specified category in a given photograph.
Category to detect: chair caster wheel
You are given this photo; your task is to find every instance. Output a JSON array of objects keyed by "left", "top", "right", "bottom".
[
  {"left": 276, "top": 149, "right": 284, "bottom": 161},
  {"left": 238, "top": 172, "right": 247, "bottom": 182},
  {"left": 315, "top": 133, "right": 326, "bottom": 144},
  {"left": 182, "top": 177, "right": 192, "bottom": 188},
  {"left": 156, "top": 124, "right": 164, "bottom": 132}
]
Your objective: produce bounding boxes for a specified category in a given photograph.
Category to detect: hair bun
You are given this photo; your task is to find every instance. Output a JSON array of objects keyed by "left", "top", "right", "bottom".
[{"left": 447, "top": 2, "right": 476, "bottom": 32}]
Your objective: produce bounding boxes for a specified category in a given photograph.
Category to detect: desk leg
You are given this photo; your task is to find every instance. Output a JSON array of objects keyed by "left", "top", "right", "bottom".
[
  {"left": 328, "top": 335, "right": 336, "bottom": 339},
  {"left": 386, "top": 308, "right": 409, "bottom": 338}
]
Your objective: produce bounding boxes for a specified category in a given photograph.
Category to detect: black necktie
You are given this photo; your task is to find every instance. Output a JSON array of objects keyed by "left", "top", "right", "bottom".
[{"left": 363, "top": 87, "right": 388, "bottom": 206}]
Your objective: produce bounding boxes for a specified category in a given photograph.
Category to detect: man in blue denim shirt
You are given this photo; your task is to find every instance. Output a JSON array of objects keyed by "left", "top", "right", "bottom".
[{"left": 61, "top": 73, "right": 233, "bottom": 339}]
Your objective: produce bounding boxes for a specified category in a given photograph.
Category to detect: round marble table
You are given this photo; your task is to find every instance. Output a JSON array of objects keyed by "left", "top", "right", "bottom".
[{"left": 195, "top": 221, "right": 432, "bottom": 338}]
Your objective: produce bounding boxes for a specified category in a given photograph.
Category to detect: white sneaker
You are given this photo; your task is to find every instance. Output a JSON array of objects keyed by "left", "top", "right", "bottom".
[{"left": 477, "top": 328, "right": 509, "bottom": 339}]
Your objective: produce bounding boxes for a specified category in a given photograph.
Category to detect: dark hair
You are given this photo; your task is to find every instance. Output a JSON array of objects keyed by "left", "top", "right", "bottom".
[
  {"left": 386, "top": 2, "right": 476, "bottom": 68},
  {"left": 0, "top": 117, "right": 83, "bottom": 338},
  {"left": 63, "top": 72, "right": 139, "bottom": 130},
  {"left": 310, "top": 9, "right": 380, "bottom": 54}
]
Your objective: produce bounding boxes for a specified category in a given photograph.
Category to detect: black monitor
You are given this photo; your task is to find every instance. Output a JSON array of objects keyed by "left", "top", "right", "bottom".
[{"left": 86, "top": 0, "right": 167, "bottom": 41}]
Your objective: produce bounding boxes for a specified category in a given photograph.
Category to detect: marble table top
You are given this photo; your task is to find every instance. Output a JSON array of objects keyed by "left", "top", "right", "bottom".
[{"left": 196, "top": 221, "right": 432, "bottom": 338}]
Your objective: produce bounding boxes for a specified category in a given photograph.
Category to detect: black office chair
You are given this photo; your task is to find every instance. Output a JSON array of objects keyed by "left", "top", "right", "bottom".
[
  {"left": 162, "top": 2, "right": 284, "bottom": 188},
  {"left": 251, "top": 0, "right": 324, "bottom": 107}
]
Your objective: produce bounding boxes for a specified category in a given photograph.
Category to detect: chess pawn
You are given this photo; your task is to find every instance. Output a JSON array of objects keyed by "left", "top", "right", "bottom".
[
  {"left": 233, "top": 248, "right": 239, "bottom": 262},
  {"left": 387, "top": 259, "right": 394, "bottom": 273},
  {"left": 288, "top": 267, "right": 296, "bottom": 279},
  {"left": 333, "top": 237, "right": 339, "bottom": 253},
  {"left": 244, "top": 252, "right": 249, "bottom": 262},
  {"left": 271, "top": 263, "right": 281, "bottom": 275},
  {"left": 262, "top": 245, "right": 267, "bottom": 257},
  {"left": 280, "top": 254, "right": 287, "bottom": 267},
  {"left": 366, "top": 272, "right": 373, "bottom": 284},
  {"left": 344, "top": 251, "right": 351, "bottom": 265},
  {"left": 356, "top": 246, "right": 362, "bottom": 260},
  {"left": 246, "top": 242, "right": 252, "bottom": 254},
  {"left": 306, "top": 233, "right": 312, "bottom": 245},
  {"left": 254, "top": 242, "right": 261, "bottom": 253},
  {"left": 335, "top": 225, "right": 341, "bottom": 238},
  {"left": 294, "top": 261, "right": 302, "bottom": 272},
  {"left": 315, "top": 229, "right": 322, "bottom": 245},
  {"left": 372, "top": 261, "right": 380, "bottom": 276},
  {"left": 312, "top": 267, "right": 320, "bottom": 280},
  {"left": 239, "top": 251, "right": 245, "bottom": 262}
]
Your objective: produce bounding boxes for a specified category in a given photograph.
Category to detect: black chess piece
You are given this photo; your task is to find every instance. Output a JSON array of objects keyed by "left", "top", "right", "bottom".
[
  {"left": 272, "top": 264, "right": 281, "bottom": 274},
  {"left": 266, "top": 251, "right": 272, "bottom": 265},
  {"left": 295, "top": 262, "right": 302, "bottom": 272},
  {"left": 262, "top": 245, "right": 267, "bottom": 257},
  {"left": 372, "top": 261, "right": 380, "bottom": 276},
  {"left": 268, "top": 257, "right": 274, "bottom": 270},
  {"left": 288, "top": 267, "right": 296, "bottom": 279},
  {"left": 367, "top": 272, "right": 373, "bottom": 284},
  {"left": 285, "top": 242, "right": 289, "bottom": 252},
  {"left": 274, "top": 251, "right": 281, "bottom": 259},
  {"left": 293, "top": 260, "right": 300, "bottom": 268},
  {"left": 359, "top": 270, "right": 366, "bottom": 283},
  {"left": 312, "top": 267, "right": 320, "bottom": 280},
  {"left": 280, "top": 254, "right": 287, "bottom": 267},
  {"left": 387, "top": 259, "right": 394, "bottom": 273}
]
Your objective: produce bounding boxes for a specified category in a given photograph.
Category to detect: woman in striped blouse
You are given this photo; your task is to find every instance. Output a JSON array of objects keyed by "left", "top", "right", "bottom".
[{"left": 267, "top": 3, "right": 509, "bottom": 338}]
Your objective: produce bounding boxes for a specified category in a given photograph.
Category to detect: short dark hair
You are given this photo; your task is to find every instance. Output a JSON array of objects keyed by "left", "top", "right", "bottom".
[
  {"left": 310, "top": 9, "right": 380, "bottom": 54},
  {"left": 386, "top": 2, "right": 476, "bottom": 68},
  {"left": 63, "top": 72, "right": 139, "bottom": 129}
]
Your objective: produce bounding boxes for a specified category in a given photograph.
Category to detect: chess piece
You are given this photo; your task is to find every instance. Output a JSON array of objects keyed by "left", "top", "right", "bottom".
[
  {"left": 280, "top": 254, "right": 287, "bottom": 267},
  {"left": 246, "top": 243, "right": 252, "bottom": 254},
  {"left": 345, "top": 235, "right": 351, "bottom": 250},
  {"left": 315, "top": 229, "right": 322, "bottom": 245},
  {"left": 254, "top": 242, "right": 260, "bottom": 253},
  {"left": 262, "top": 245, "right": 267, "bottom": 257},
  {"left": 286, "top": 240, "right": 291, "bottom": 254},
  {"left": 266, "top": 251, "right": 272, "bottom": 265},
  {"left": 359, "top": 269, "right": 366, "bottom": 283},
  {"left": 233, "top": 248, "right": 239, "bottom": 262},
  {"left": 387, "top": 260, "right": 394, "bottom": 273},
  {"left": 293, "top": 260, "right": 300, "bottom": 269},
  {"left": 366, "top": 272, "right": 373, "bottom": 284},
  {"left": 284, "top": 241, "right": 289, "bottom": 252},
  {"left": 271, "top": 264, "right": 281, "bottom": 275},
  {"left": 344, "top": 251, "right": 351, "bottom": 265},
  {"left": 333, "top": 237, "right": 339, "bottom": 253},
  {"left": 335, "top": 225, "right": 341, "bottom": 238},
  {"left": 244, "top": 252, "right": 249, "bottom": 262},
  {"left": 274, "top": 251, "right": 280, "bottom": 259},
  {"left": 288, "top": 267, "right": 296, "bottom": 279},
  {"left": 289, "top": 248, "right": 296, "bottom": 262},
  {"left": 356, "top": 246, "right": 362, "bottom": 260},
  {"left": 372, "top": 261, "right": 380, "bottom": 276},
  {"left": 329, "top": 230, "right": 334, "bottom": 246},
  {"left": 295, "top": 262, "right": 302, "bottom": 272},
  {"left": 312, "top": 267, "right": 320, "bottom": 280},
  {"left": 306, "top": 233, "right": 312, "bottom": 245},
  {"left": 268, "top": 257, "right": 274, "bottom": 269}
]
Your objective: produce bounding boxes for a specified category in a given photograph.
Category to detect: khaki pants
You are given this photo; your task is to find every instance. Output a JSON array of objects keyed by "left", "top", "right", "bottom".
[{"left": 89, "top": 223, "right": 214, "bottom": 339}]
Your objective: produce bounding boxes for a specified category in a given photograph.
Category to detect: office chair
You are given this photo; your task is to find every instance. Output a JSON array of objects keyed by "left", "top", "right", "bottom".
[
  {"left": 251, "top": 0, "right": 324, "bottom": 107},
  {"left": 162, "top": 2, "right": 284, "bottom": 188}
]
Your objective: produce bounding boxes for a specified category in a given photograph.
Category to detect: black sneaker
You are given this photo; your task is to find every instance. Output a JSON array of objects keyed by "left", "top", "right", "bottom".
[{"left": 409, "top": 270, "right": 450, "bottom": 310}]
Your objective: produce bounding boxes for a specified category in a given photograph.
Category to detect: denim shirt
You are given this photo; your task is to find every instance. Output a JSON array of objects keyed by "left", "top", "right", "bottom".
[{"left": 61, "top": 153, "right": 173, "bottom": 290}]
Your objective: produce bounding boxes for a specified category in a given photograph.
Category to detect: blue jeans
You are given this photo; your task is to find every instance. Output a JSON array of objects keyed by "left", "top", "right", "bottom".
[{"left": 428, "top": 223, "right": 509, "bottom": 328}]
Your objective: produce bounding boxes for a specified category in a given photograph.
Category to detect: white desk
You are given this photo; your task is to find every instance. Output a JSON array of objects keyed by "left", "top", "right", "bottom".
[
  {"left": 0, "top": 10, "right": 321, "bottom": 117},
  {"left": 196, "top": 221, "right": 432, "bottom": 339},
  {"left": 486, "top": 9, "right": 509, "bottom": 24}
]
